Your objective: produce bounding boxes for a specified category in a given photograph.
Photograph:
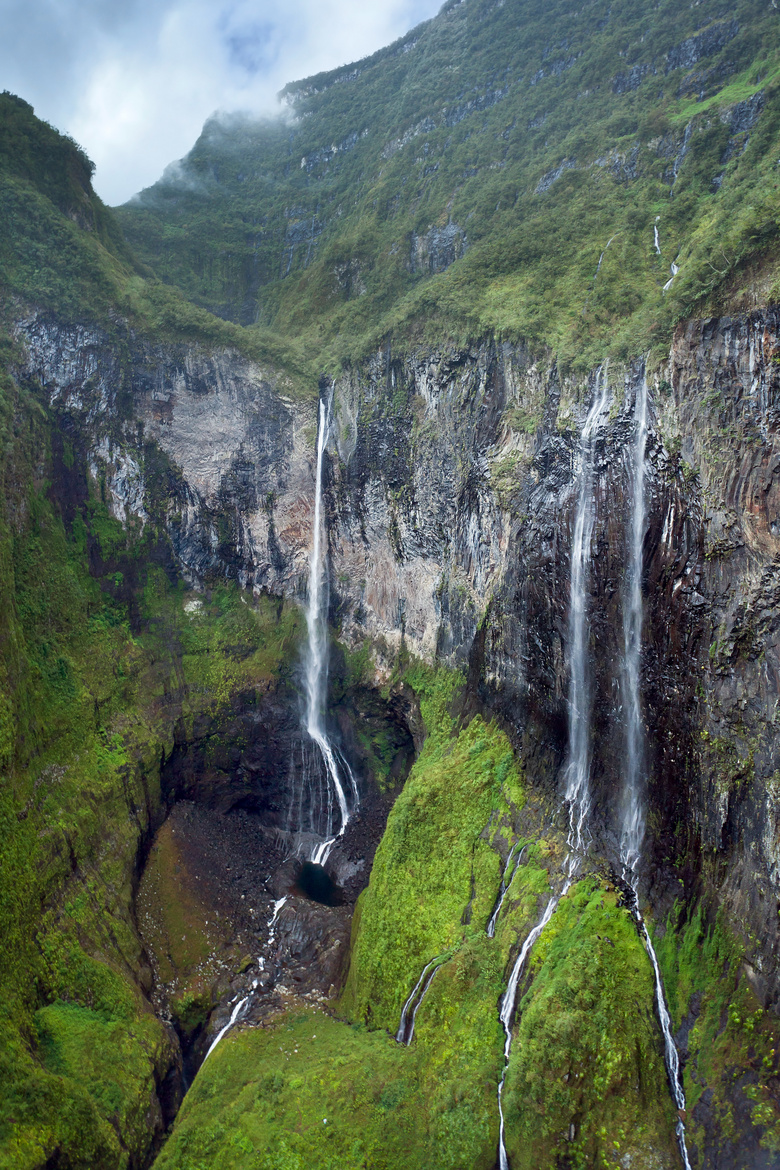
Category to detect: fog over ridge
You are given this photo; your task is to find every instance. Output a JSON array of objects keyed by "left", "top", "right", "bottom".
[{"left": 0, "top": 0, "right": 442, "bottom": 205}]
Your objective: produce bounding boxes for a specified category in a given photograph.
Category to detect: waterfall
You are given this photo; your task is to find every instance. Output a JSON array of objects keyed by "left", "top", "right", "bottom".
[
  {"left": 565, "top": 370, "right": 611, "bottom": 871},
  {"left": 636, "top": 910, "right": 693, "bottom": 1170},
  {"left": 495, "top": 375, "right": 611, "bottom": 1169},
  {"left": 620, "top": 373, "right": 649, "bottom": 883},
  {"left": 302, "top": 391, "right": 358, "bottom": 865},
  {"left": 496, "top": 888, "right": 569, "bottom": 1170},
  {"left": 618, "top": 373, "right": 692, "bottom": 1170},
  {"left": 202, "top": 995, "right": 249, "bottom": 1063},
  {"left": 395, "top": 956, "right": 447, "bottom": 1046},
  {"left": 487, "top": 843, "right": 526, "bottom": 939}
]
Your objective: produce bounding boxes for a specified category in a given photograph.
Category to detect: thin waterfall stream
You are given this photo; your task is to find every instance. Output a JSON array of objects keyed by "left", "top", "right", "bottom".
[
  {"left": 487, "top": 843, "right": 527, "bottom": 939},
  {"left": 564, "top": 371, "right": 611, "bottom": 871},
  {"left": 618, "top": 373, "right": 692, "bottom": 1170},
  {"left": 304, "top": 390, "right": 359, "bottom": 866},
  {"left": 395, "top": 956, "right": 449, "bottom": 1046},
  {"left": 200, "top": 390, "right": 358, "bottom": 1063},
  {"left": 496, "top": 372, "right": 611, "bottom": 1170}
]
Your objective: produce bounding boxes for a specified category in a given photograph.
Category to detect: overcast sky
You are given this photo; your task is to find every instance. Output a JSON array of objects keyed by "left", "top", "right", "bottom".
[{"left": 1, "top": 0, "right": 442, "bottom": 206}]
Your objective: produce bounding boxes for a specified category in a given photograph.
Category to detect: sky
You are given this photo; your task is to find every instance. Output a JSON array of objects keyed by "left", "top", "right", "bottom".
[{"left": 0, "top": 0, "right": 442, "bottom": 206}]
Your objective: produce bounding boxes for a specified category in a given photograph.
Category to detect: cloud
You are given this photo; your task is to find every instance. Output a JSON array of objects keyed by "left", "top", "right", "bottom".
[{"left": 0, "top": 0, "right": 443, "bottom": 205}]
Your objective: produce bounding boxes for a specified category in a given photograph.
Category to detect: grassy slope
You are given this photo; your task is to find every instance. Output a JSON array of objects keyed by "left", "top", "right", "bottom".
[
  {"left": 157, "top": 667, "right": 678, "bottom": 1170},
  {"left": 118, "top": 0, "right": 780, "bottom": 372}
]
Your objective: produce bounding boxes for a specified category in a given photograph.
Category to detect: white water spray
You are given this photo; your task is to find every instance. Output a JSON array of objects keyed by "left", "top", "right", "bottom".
[
  {"left": 487, "top": 843, "right": 527, "bottom": 938},
  {"left": 565, "top": 371, "right": 611, "bottom": 870},
  {"left": 202, "top": 995, "right": 249, "bottom": 1063},
  {"left": 618, "top": 372, "right": 692, "bottom": 1170},
  {"left": 303, "top": 392, "right": 358, "bottom": 865},
  {"left": 654, "top": 217, "right": 662, "bottom": 255},
  {"left": 496, "top": 887, "right": 569, "bottom": 1170},
  {"left": 663, "top": 258, "right": 680, "bottom": 293}
]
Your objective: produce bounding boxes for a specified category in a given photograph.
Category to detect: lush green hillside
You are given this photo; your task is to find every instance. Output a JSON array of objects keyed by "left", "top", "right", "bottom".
[
  {"left": 0, "top": 94, "right": 313, "bottom": 1168},
  {"left": 0, "top": 93, "right": 313, "bottom": 387},
  {"left": 118, "top": 0, "right": 780, "bottom": 371}
]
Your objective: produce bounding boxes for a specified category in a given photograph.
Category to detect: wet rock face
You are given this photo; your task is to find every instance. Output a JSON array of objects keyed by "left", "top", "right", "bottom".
[
  {"left": 161, "top": 684, "right": 310, "bottom": 822},
  {"left": 470, "top": 367, "right": 702, "bottom": 867},
  {"left": 669, "top": 310, "right": 780, "bottom": 1008},
  {"left": 16, "top": 306, "right": 780, "bottom": 936},
  {"left": 16, "top": 313, "right": 317, "bottom": 594}
]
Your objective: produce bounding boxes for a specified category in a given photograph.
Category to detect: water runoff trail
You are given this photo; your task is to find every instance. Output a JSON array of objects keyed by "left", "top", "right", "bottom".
[
  {"left": 206, "top": 389, "right": 358, "bottom": 1060},
  {"left": 496, "top": 371, "right": 611, "bottom": 1170},
  {"left": 618, "top": 374, "right": 693, "bottom": 1170}
]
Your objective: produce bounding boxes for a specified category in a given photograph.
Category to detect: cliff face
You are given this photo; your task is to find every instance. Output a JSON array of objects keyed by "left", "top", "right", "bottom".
[
  {"left": 17, "top": 313, "right": 317, "bottom": 594},
  {"left": 18, "top": 308, "right": 780, "bottom": 940},
  {"left": 13, "top": 303, "right": 780, "bottom": 1165},
  {"left": 670, "top": 312, "right": 780, "bottom": 982}
]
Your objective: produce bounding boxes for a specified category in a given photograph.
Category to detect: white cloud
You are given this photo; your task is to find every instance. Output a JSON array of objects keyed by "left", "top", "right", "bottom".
[{"left": 0, "top": 0, "right": 442, "bottom": 205}]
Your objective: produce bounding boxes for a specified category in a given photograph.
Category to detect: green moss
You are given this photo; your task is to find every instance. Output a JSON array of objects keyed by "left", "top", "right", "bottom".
[
  {"left": 154, "top": 1008, "right": 438, "bottom": 1170},
  {"left": 157, "top": 690, "right": 680, "bottom": 1169},
  {"left": 341, "top": 712, "right": 524, "bottom": 1028},
  {"left": 34, "top": 1000, "right": 167, "bottom": 1150},
  {"left": 655, "top": 901, "right": 780, "bottom": 1155},
  {"left": 504, "top": 880, "right": 677, "bottom": 1170}
]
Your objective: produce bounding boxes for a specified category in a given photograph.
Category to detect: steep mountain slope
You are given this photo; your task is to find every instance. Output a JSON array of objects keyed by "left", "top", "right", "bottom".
[
  {"left": 0, "top": 95, "right": 322, "bottom": 1169},
  {"left": 6, "top": 1, "right": 780, "bottom": 1167},
  {"left": 119, "top": 0, "right": 780, "bottom": 369}
]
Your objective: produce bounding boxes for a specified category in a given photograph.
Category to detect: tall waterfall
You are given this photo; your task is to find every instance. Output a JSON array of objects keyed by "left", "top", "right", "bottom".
[
  {"left": 618, "top": 374, "right": 692, "bottom": 1170},
  {"left": 495, "top": 374, "right": 610, "bottom": 1170},
  {"left": 303, "top": 391, "right": 358, "bottom": 866},
  {"left": 564, "top": 370, "right": 611, "bottom": 869},
  {"left": 202, "top": 391, "right": 357, "bottom": 1064},
  {"left": 620, "top": 373, "right": 649, "bottom": 882}
]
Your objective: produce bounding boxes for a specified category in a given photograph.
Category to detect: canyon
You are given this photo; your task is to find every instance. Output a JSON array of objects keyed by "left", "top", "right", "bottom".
[{"left": 4, "top": 0, "right": 780, "bottom": 1165}]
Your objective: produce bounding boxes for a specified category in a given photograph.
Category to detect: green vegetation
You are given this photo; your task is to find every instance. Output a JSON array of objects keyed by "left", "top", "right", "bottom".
[
  {"left": 341, "top": 702, "right": 524, "bottom": 1026},
  {"left": 0, "top": 337, "right": 305, "bottom": 1165},
  {"left": 0, "top": 92, "right": 314, "bottom": 391},
  {"left": 4, "top": 1, "right": 780, "bottom": 1164},
  {"left": 118, "top": 0, "right": 780, "bottom": 373},
  {"left": 158, "top": 675, "right": 679, "bottom": 1169},
  {"left": 505, "top": 881, "right": 677, "bottom": 1169},
  {"left": 656, "top": 901, "right": 780, "bottom": 1157}
]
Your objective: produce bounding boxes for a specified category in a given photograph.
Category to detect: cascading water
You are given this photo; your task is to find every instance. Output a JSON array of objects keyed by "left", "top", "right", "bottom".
[
  {"left": 619, "top": 373, "right": 649, "bottom": 884},
  {"left": 495, "top": 374, "right": 610, "bottom": 1170},
  {"left": 564, "top": 370, "right": 611, "bottom": 872},
  {"left": 302, "top": 391, "right": 358, "bottom": 866},
  {"left": 196, "top": 392, "right": 358, "bottom": 1071},
  {"left": 202, "top": 994, "right": 250, "bottom": 1062},
  {"left": 618, "top": 373, "right": 692, "bottom": 1170},
  {"left": 487, "top": 843, "right": 527, "bottom": 939},
  {"left": 395, "top": 956, "right": 448, "bottom": 1046},
  {"left": 496, "top": 889, "right": 568, "bottom": 1170}
]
